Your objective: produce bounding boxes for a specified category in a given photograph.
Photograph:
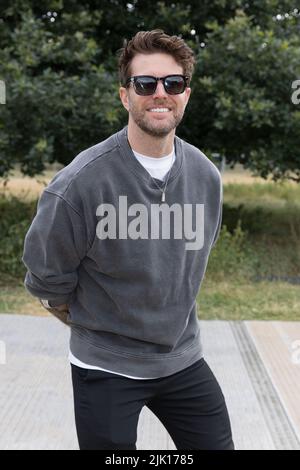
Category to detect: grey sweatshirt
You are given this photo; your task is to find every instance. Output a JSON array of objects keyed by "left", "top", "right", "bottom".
[{"left": 22, "top": 125, "right": 223, "bottom": 378}]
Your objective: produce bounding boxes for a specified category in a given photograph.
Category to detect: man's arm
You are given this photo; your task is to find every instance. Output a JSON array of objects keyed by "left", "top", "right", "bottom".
[
  {"left": 211, "top": 174, "right": 223, "bottom": 250},
  {"left": 40, "top": 299, "right": 70, "bottom": 326},
  {"left": 22, "top": 189, "right": 88, "bottom": 324},
  {"left": 211, "top": 201, "right": 223, "bottom": 249}
]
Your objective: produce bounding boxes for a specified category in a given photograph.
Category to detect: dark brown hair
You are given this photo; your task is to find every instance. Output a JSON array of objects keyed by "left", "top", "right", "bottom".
[{"left": 117, "top": 29, "right": 196, "bottom": 87}]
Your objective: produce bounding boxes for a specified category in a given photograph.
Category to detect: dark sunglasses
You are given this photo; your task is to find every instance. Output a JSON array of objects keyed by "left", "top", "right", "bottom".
[{"left": 125, "top": 75, "right": 190, "bottom": 96}]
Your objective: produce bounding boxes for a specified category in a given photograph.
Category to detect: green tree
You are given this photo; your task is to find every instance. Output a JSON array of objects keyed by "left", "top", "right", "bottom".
[
  {"left": 0, "top": 1, "right": 299, "bottom": 181},
  {"left": 184, "top": 10, "right": 300, "bottom": 182},
  {"left": 0, "top": 5, "right": 121, "bottom": 175}
]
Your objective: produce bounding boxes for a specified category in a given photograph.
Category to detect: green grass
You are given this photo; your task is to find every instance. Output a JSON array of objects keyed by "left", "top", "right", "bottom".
[
  {"left": 224, "top": 181, "right": 300, "bottom": 206},
  {"left": 0, "top": 277, "right": 46, "bottom": 316},
  {"left": 197, "top": 278, "right": 300, "bottom": 321},
  {"left": 223, "top": 186, "right": 300, "bottom": 243}
]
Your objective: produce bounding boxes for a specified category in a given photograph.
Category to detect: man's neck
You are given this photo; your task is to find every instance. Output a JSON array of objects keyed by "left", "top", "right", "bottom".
[{"left": 127, "top": 122, "right": 175, "bottom": 158}]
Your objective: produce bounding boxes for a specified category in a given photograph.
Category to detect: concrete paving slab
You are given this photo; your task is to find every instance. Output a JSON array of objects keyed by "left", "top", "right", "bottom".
[
  {"left": 0, "top": 315, "right": 299, "bottom": 450},
  {"left": 246, "top": 321, "right": 300, "bottom": 444}
]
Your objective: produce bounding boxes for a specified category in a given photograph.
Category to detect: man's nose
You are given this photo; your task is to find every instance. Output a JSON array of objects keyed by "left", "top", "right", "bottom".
[{"left": 152, "top": 79, "right": 168, "bottom": 98}]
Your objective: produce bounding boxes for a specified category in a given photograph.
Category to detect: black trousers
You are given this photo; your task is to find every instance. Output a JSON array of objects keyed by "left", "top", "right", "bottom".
[{"left": 71, "top": 358, "right": 234, "bottom": 450}]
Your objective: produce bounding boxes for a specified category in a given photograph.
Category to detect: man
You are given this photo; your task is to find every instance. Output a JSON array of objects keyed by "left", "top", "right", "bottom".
[{"left": 22, "top": 29, "right": 234, "bottom": 450}]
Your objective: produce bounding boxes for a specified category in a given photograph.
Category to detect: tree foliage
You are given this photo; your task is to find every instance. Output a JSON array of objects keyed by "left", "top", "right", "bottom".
[{"left": 0, "top": 0, "right": 299, "bottom": 181}]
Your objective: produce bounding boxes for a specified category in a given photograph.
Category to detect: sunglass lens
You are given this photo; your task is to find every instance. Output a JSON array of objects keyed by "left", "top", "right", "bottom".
[
  {"left": 135, "top": 77, "right": 156, "bottom": 95},
  {"left": 165, "top": 76, "right": 186, "bottom": 94}
]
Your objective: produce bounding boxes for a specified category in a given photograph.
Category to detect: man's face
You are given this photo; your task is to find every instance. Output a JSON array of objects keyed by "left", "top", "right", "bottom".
[{"left": 119, "top": 52, "right": 191, "bottom": 138}]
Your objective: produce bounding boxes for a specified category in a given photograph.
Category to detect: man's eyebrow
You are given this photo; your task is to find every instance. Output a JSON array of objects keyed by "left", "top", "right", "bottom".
[{"left": 132, "top": 73, "right": 182, "bottom": 76}]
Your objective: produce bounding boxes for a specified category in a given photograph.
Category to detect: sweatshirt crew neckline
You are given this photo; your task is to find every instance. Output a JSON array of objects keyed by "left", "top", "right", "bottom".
[
  {"left": 133, "top": 147, "right": 175, "bottom": 161},
  {"left": 115, "top": 126, "right": 183, "bottom": 187}
]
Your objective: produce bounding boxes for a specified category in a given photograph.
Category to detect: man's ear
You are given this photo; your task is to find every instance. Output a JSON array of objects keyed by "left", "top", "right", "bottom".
[
  {"left": 185, "top": 87, "right": 192, "bottom": 105},
  {"left": 119, "top": 86, "right": 130, "bottom": 112},
  {"left": 180, "top": 87, "right": 191, "bottom": 113}
]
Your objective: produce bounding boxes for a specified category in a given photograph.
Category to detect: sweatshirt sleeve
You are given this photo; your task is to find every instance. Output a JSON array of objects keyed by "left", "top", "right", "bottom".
[
  {"left": 211, "top": 202, "right": 223, "bottom": 249},
  {"left": 22, "top": 189, "right": 88, "bottom": 304},
  {"left": 211, "top": 175, "right": 223, "bottom": 250}
]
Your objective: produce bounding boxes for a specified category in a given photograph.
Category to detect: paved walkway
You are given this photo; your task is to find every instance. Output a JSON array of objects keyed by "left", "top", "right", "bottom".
[{"left": 0, "top": 314, "right": 299, "bottom": 450}]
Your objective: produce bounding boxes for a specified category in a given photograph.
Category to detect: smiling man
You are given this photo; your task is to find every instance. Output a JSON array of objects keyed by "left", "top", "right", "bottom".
[
  {"left": 120, "top": 52, "right": 191, "bottom": 145},
  {"left": 22, "top": 29, "right": 234, "bottom": 451}
]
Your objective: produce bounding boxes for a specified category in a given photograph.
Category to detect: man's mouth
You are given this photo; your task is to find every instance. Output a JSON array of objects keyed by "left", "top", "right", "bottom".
[{"left": 147, "top": 107, "right": 171, "bottom": 113}]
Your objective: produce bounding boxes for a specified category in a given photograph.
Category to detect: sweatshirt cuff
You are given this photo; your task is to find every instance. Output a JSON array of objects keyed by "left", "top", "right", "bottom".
[
  {"left": 40, "top": 299, "right": 52, "bottom": 308},
  {"left": 39, "top": 296, "right": 70, "bottom": 308}
]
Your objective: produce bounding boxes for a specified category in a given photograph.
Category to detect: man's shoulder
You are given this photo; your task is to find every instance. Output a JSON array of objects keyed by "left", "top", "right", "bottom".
[
  {"left": 179, "top": 137, "right": 222, "bottom": 182},
  {"left": 45, "top": 130, "right": 121, "bottom": 197}
]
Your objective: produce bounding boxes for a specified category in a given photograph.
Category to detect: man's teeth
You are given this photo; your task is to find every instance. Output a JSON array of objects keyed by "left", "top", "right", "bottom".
[{"left": 149, "top": 108, "right": 170, "bottom": 113}]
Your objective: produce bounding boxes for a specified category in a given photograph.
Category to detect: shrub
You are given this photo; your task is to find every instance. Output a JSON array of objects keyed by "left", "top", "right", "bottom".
[
  {"left": 0, "top": 195, "right": 36, "bottom": 278},
  {"left": 206, "top": 220, "right": 259, "bottom": 281}
]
